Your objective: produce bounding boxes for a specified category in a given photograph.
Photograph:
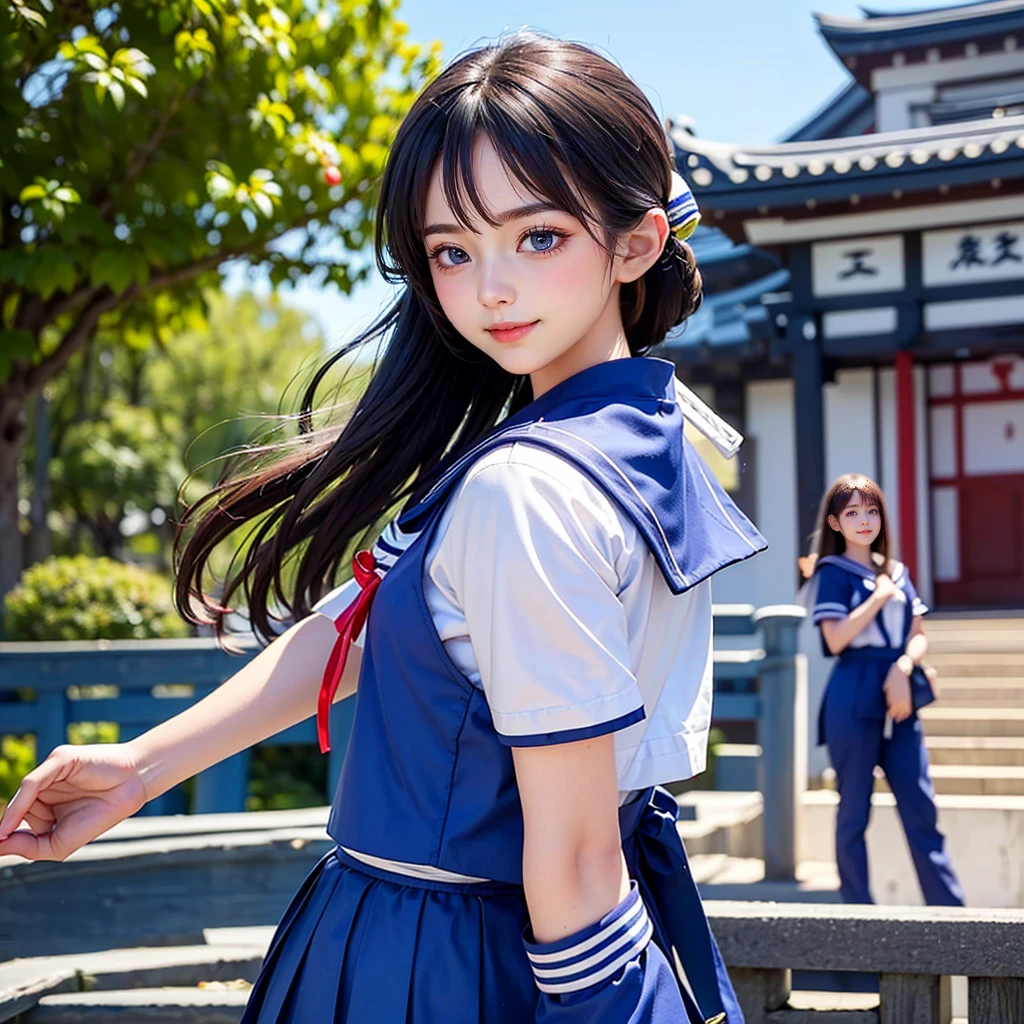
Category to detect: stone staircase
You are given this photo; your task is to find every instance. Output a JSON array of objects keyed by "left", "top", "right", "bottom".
[{"left": 878, "top": 613, "right": 1024, "bottom": 797}]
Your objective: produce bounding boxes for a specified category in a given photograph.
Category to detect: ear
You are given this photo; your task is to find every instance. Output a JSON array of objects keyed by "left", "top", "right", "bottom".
[
  {"left": 614, "top": 208, "right": 670, "bottom": 284},
  {"left": 828, "top": 514, "right": 841, "bottom": 533}
]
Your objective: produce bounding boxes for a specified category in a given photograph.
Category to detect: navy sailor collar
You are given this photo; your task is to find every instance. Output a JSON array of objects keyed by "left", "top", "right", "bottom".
[
  {"left": 399, "top": 356, "right": 766, "bottom": 595},
  {"left": 817, "top": 554, "right": 906, "bottom": 585}
]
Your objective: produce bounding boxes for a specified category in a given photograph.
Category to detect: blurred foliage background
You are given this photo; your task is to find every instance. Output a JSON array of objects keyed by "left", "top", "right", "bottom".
[{"left": 0, "top": 0, "right": 439, "bottom": 812}]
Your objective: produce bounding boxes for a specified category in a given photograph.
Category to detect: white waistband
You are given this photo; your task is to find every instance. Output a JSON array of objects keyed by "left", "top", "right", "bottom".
[{"left": 339, "top": 846, "right": 490, "bottom": 884}]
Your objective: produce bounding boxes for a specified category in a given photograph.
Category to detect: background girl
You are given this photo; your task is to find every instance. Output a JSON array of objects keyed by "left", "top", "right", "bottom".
[
  {"left": 0, "top": 32, "right": 766, "bottom": 1023},
  {"left": 808, "top": 473, "right": 963, "bottom": 907}
]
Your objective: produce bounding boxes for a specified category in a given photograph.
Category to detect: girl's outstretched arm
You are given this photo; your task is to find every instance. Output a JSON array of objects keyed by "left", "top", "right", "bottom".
[{"left": 0, "top": 614, "right": 359, "bottom": 860}]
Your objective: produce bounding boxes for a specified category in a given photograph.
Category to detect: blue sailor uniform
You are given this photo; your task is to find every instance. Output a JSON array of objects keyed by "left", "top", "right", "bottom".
[
  {"left": 812, "top": 555, "right": 964, "bottom": 907},
  {"left": 240, "top": 357, "right": 766, "bottom": 1023}
]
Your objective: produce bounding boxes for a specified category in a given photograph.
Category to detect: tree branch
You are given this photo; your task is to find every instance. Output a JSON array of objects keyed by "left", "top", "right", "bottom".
[
  {"left": 17, "top": 203, "right": 345, "bottom": 398},
  {"left": 94, "top": 86, "right": 199, "bottom": 221},
  {"left": 25, "top": 286, "right": 124, "bottom": 394}
]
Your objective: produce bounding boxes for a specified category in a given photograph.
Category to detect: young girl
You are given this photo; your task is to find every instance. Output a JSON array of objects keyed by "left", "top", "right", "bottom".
[
  {"left": 807, "top": 474, "right": 963, "bottom": 907},
  {"left": 0, "top": 34, "right": 767, "bottom": 1023}
]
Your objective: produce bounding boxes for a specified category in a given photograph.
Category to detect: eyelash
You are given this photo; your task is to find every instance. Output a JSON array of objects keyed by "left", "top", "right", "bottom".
[{"left": 427, "top": 225, "right": 569, "bottom": 273}]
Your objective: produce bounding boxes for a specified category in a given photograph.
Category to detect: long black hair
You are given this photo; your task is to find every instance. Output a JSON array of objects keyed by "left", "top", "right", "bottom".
[{"left": 174, "top": 32, "right": 704, "bottom": 641}]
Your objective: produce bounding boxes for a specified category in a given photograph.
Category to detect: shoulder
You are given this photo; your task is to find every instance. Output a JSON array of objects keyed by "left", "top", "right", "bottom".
[{"left": 455, "top": 442, "right": 636, "bottom": 540}]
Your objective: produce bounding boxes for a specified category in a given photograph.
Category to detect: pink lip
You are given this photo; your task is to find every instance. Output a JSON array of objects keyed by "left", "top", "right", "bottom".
[{"left": 486, "top": 320, "right": 538, "bottom": 343}]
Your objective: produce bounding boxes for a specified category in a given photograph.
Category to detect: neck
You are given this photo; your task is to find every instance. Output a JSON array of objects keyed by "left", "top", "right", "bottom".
[
  {"left": 843, "top": 543, "right": 875, "bottom": 568},
  {"left": 529, "top": 291, "right": 633, "bottom": 398}
]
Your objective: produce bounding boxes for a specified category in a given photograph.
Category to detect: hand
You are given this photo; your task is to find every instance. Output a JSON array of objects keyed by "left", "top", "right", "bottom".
[
  {"left": 0, "top": 743, "right": 147, "bottom": 861},
  {"left": 923, "top": 662, "right": 939, "bottom": 698},
  {"left": 874, "top": 573, "right": 898, "bottom": 604},
  {"left": 883, "top": 663, "right": 913, "bottom": 723}
]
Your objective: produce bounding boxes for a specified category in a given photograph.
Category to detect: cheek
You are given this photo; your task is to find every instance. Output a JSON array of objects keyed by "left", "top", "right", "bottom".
[{"left": 431, "top": 271, "right": 473, "bottom": 324}]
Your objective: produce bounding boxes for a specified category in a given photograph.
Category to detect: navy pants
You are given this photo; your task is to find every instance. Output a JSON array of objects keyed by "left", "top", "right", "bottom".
[{"left": 824, "top": 704, "right": 964, "bottom": 906}]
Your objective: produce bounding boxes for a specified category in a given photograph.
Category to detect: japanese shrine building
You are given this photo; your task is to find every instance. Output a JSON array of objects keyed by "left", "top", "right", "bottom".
[{"left": 669, "top": 0, "right": 1024, "bottom": 622}]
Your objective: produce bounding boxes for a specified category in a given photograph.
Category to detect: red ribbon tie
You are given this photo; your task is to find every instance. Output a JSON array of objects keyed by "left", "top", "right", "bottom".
[{"left": 317, "top": 550, "right": 381, "bottom": 753}]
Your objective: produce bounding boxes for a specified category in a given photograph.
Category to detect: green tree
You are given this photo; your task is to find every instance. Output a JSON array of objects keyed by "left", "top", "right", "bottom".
[
  {"left": 33, "top": 290, "right": 330, "bottom": 563},
  {"left": 0, "top": 0, "right": 439, "bottom": 595}
]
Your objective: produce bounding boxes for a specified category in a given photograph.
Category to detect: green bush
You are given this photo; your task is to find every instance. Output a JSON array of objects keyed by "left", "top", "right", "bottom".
[
  {"left": 0, "top": 735, "right": 35, "bottom": 809},
  {"left": 2, "top": 555, "right": 189, "bottom": 641}
]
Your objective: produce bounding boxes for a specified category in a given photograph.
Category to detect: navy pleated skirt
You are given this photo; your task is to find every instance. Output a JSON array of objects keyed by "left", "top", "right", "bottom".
[{"left": 241, "top": 848, "right": 539, "bottom": 1023}]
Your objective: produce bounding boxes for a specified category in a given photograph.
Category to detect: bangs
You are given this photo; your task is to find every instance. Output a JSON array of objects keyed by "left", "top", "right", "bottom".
[
  {"left": 836, "top": 477, "right": 885, "bottom": 512},
  {"left": 434, "top": 108, "right": 603, "bottom": 243}
]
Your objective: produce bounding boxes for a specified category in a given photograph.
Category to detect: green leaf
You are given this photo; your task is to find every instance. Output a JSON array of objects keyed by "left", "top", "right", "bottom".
[
  {"left": 252, "top": 191, "right": 273, "bottom": 218},
  {"left": 107, "top": 79, "right": 126, "bottom": 110},
  {"left": 0, "top": 329, "right": 36, "bottom": 360},
  {"left": 90, "top": 250, "right": 138, "bottom": 295},
  {"left": 19, "top": 183, "right": 47, "bottom": 202}
]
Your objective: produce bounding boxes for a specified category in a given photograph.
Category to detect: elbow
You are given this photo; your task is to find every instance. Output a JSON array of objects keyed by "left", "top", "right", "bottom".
[
  {"left": 523, "top": 832, "right": 623, "bottom": 895},
  {"left": 522, "top": 834, "right": 626, "bottom": 942},
  {"left": 820, "top": 623, "right": 846, "bottom": 656}
]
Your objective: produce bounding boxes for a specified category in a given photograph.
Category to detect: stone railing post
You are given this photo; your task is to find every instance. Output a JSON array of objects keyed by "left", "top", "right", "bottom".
[{"left": 752, "top": 605, "right": 807, "bottom": 881}]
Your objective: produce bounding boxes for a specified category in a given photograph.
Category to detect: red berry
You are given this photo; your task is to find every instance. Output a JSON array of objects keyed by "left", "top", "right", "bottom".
[{"left": 323, "top": 165, "right": 342, "bottom": 186}]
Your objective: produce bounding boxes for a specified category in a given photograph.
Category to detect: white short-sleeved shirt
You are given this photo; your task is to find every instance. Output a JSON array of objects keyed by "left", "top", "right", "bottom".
[{"left": 314, "top": 443, "right": 715, "bottom": 797}]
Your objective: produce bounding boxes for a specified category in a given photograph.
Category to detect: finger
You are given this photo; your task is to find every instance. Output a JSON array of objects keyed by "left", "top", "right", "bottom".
[
  {"left": 0, "top": 754, "right": 69, "bottom": 840},
  {"left": 0, "top": 828, "right": 59, "bottom": 861}
]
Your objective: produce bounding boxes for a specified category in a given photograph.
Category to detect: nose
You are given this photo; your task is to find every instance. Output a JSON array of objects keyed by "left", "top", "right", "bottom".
[{"left": 476, "top": 255, "right": 515, "bottom": 309}]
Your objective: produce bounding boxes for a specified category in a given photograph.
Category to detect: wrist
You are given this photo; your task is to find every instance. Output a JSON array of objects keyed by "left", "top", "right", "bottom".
[{"left": 126, "top": 734, "right": 175, "bottom": 803}]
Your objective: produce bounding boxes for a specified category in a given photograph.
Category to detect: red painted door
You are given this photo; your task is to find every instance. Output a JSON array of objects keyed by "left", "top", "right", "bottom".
[{"left": 929, "top": 359, "right": 1024, "bottom": 608}]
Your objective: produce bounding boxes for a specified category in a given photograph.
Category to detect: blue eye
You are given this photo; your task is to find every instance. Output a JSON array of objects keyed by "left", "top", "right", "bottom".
[
  {"left": 436, "top": 246, "right": 470, "bottom": 267},
  {"left": 524, "top": 230, "right": 557, "bottom": 252}
]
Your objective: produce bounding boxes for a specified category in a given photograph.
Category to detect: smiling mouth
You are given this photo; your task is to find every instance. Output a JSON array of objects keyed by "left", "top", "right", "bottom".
[{"left": 486, "top": 321, "right": 539, "bottom": 343}]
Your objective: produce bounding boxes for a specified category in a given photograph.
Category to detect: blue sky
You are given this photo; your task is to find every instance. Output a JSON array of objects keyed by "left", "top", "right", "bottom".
[{"left": 249, "top": 0, "right": 969, "bottom": 342}]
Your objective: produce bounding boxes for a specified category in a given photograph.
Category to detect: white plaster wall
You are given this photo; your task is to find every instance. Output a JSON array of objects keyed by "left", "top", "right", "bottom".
[
  {"left": 824, "top": 368, "right": 877, "bottom": 482},
  {"left": 710, "top": 379, "right": 796, "bottom": 610},
  {"left": 875, "top": 83, "right": 935, "bottom": 132}
]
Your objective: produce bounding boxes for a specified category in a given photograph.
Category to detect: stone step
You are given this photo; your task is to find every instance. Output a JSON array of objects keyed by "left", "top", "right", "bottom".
[
  {"left": 926, "top": 735, "right": 1024, "bottom": 766},
  {"left": 925, "top": 654, "right": 1024, "bottom": 677},
  {"left": 935, "top": 694, "right": 1024, "bottom": 707},
  {"left": 26, "top": 987, "right": 251, "bottom": 1023},
  {"left": 875, "top": 764, "right": 1024, "bottom": 796},
  {"left": 919, "top": 706, "right": 1024, "bottom": 736},
  {"left": 0, "top": 945, "right": 264, "bottom": 1023}
]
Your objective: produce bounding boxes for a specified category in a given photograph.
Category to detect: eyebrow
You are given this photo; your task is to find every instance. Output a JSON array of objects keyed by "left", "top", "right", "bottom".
[{"left": 423, "top": 202, "right": 562, "bottom": 238}]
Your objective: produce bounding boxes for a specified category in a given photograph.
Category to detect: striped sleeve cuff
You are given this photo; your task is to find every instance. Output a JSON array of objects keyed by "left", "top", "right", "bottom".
[
  {"left": 523, "top": 883, "right": 653, "bottom": 995},
  {"left": 812, "top": 602, "right": 849, "bottom": 625}
]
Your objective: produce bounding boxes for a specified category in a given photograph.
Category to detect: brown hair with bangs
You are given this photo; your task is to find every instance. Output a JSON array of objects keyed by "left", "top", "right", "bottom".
[{"left": 815, "top": 474, "right": 893, "bottom": 574}]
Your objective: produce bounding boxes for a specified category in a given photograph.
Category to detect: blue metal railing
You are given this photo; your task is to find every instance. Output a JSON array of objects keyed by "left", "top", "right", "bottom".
[{"left": 0, "top": 605, "right": 805, "bottom": 874}]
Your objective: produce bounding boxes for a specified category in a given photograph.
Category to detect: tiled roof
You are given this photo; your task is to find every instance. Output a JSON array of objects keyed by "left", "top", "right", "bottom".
[
  {"left": 670, "top": 113, "right": 1024, "bottom": 210},
  {"left": 783, "top": 81, "right": 874, "bottom": 143},
  {"left": 816, "top": 2, "right": 1024, "bottom": 57},
  {"left": 663, "top": 267, "right": 790, "bottom": 355}
]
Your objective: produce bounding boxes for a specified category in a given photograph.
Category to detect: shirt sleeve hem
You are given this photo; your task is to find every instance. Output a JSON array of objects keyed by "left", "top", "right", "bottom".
[{"left": 498, "top": 707, "right": 646, "bottom": 748}]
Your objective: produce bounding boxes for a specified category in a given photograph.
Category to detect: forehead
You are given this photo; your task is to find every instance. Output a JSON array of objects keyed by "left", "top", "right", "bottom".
[
  {"left": 424, "top": 136, "right": 546, "bottom": 228},
  {"left": 842, "top": 489, "right": 877, "bottom": 508}
]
